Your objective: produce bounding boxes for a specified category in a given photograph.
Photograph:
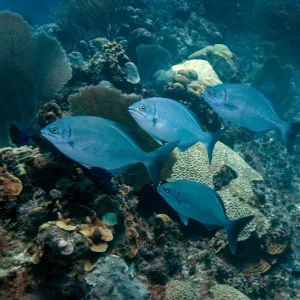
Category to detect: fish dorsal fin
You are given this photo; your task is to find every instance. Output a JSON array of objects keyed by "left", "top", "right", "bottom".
[
  {"left": 166, "top": 99, "right": 205, "bottom": 132},
  {"left": 180, "top": 103, "right": 205, "bottom": 131},
  {"left": 150, "top": 133, "right": 163, "bottom": 145},
  {"left": 107, "top": 120, "right": 140, "bottom": 147},
  {"left": 253, "top": 87, "right": 279, "bottom": 117}
]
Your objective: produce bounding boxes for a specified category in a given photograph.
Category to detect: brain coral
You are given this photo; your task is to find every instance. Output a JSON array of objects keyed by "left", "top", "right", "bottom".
[
  {"left": 209, "top": 284, "right": 250, "bottom": 300},
  {"left": 164, "top": 280, "right": 198, "bottom": 300},
  {"left": 161, "top": 142, "right": 269, "bottom": 241}
]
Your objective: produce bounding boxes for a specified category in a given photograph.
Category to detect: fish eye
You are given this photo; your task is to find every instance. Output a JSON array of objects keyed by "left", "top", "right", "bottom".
[
  {"left": 50, "top": 127, "right": 58, "bottom": 133},
  {"left": 210, "top": 91, "right": 216, "bottom": 97},
  {"left": 139, "top": 105, "right": 146, "bottom": 111},
  {"left": 163, "top": 188, "right": 170, "bottom": 193}
]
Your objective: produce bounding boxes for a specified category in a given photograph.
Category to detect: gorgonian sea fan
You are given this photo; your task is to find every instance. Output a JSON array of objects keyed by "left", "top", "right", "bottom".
[{"left": 0, "top": 12, "right": 72, "bottom": 147}]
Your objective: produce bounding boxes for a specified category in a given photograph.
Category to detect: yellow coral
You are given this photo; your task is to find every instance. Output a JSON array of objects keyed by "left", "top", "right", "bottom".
[
  {"left": 209, "top": 284, "right": 250, "bottom": 300},
  {"left": 164, "top": 280, "right": 198, "bottom": 300},
  {"left": 0, "top": 169, "right": 22, "bottom": 196}
]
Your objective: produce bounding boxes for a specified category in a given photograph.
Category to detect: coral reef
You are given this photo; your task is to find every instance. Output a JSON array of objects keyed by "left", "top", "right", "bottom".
[
  {"left": 164, "top": 280, "right": 198, "bottom": 300},
  {"left": 0, "top": 1, "right": 300, "bottom": 299},
  {"left": 188, "top": 44, "right": 238, "bottom": 82},
  {"left": 0, "top": 12, "right": 71, "bottom": 146},
  {"left": 85, "top": 255, "right": 150, "bottom": 300},
  {"left": 251, "top": 55, "right": 296, "bottom": 117},
  {"left": 0, "top": 221, "right": 32, "bottom": 279},
  {"left": 136, "top": 44, "right": 171, "bottom": 81},
  {"left": 161, "top": 141, "right": 268, "bottom": 242},
  {"left": 209, "top": 284, "right": 250, "bottom": 300}
]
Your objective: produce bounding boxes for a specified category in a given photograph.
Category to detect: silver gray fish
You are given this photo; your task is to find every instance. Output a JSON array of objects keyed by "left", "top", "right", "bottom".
[
  {"left": 41, "top": 116, "right": 178, "bottom": 185},
  {"left": 128, "top": 97, "right": 222, "bottom": 164},
  {"left": 157, "top": 180, "right": 254, "bottom": 254},
  {"left": 201, "top": 84, "right": 300, "bottom": 154}
]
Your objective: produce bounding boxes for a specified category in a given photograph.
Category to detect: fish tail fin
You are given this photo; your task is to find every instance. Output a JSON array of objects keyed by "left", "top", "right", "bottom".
[
  {"left": 225, "top": 215, "right": 254, "bottom": 255},
  {"left": 205, "top": 127, "right": 224, "bottom": 165},
  {"left": 281, "top": 121, "right": 300, "bottom": 155},
  {"left": 145, "top": 141, "right": 179, "bottom": 185}
]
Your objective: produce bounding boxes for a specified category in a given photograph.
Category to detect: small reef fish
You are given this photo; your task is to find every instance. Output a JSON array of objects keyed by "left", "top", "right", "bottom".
[
  {"left": 128, "top": 97, "right": 222, "bottom": 164},
  {"left": 41, "top": 116, "right": 178, "bottom": 185},
  {"left": 157, "top": 180, "right": 254, "bottom": 254},
  {"left": 201, "top": 84, "right": 300, "bottom": 154},
  {"left": 101, "top": 213, "right": 118, "bottom": 226}
]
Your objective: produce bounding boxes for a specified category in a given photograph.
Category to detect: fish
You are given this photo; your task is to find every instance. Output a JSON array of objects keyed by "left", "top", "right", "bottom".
[
  {"left": 101, "top": 213, "right": 118, "bottom": 226},
  {"left": 128, "top": 97, "right": 222, "bottom": 164},
  {"left": 41, "top": 116, "right": 178, "bottom": 185},
  {"left": 157, "top": 180, "right": 254, "bottom": 254},
  {"left": 201, "top": 84, "right": 300, "bottom": 154}
]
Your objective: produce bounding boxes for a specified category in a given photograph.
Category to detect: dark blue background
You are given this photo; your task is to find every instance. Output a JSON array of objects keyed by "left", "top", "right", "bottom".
[{"left": 0, "top": 0, "right": 58, "bottom": 24}]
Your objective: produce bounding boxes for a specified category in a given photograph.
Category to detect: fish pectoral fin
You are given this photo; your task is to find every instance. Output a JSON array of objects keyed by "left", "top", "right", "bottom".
[
  {"left": 150, "top": 134, "right": 163, "bottom": 145},
  {"left": 80, "top": 162, "right": 92, "bottom": 170},
  {"left": 179, "top": 214, "right": 188, "bottom": 226},
  {"left": 152, "top": 117, "right": 158, "bottom": 126},
  {"left": 106, "top": 164, "right": 134, "bottom": 177},
  {"left": 204, "top": 224, "right": 220, "bottom": 231},
  {"left": 223, "top": 103, "right": 237, "bottom": 111},
  {"left": 68, "top": 140, "right": 84, "bottom": 151}
]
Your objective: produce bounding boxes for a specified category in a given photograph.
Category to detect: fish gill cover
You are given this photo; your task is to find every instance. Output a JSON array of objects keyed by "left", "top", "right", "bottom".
[{"left": 0, "top": 12, "right": 72, "bottom": 146}]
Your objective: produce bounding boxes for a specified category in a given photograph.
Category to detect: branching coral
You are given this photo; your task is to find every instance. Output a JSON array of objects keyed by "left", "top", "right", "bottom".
[
  {"left": 50, "top": 0, "right": 128, "bottom": 41},
  {"left": 0, "top": 12, "right": 72, "bottom": 147}
]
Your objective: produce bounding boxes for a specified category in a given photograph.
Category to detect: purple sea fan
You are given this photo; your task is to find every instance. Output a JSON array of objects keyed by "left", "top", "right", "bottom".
[{"left": 0, "top": 12, "right": 72, "bottom": 147}]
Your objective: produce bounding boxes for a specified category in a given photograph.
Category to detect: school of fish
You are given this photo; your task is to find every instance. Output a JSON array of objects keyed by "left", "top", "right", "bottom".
[{"left": 41, "top": 83, "right": 300, "bottom": 255}]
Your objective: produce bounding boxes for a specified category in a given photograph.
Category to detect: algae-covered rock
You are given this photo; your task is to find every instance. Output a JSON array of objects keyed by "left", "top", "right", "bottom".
[
  {"left": 188, "top": 44, "right": 237, "bottom": 81},
  {"left": 85, "top": 254, "right": 150, "bottom": 300},
  {"left": 161, "top": 142, "right": 269, "bottom": 241}
]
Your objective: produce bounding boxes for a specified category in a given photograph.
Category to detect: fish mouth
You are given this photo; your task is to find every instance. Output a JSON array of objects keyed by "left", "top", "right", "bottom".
[{"left": 128, "top": 107, "right": 144, "bottom": 118}]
